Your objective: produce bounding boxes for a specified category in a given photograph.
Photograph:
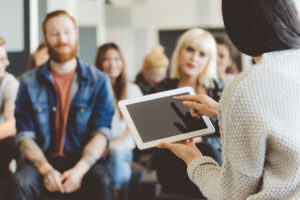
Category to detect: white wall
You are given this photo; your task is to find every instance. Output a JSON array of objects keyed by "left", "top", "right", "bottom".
[
  {"left": 0, "top": 0, "right": 24, "bottom": 51},
  {"left": 295, "top": 0, "right": 300, "bottom": 14},
  {"left": 31, "top": 0, "right": 106, "bottom": 54}
]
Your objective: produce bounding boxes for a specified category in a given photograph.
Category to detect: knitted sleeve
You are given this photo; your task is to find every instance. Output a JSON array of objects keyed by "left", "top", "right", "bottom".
[{"left": 187, "top": 83, "right": 267, "bottom": 200}]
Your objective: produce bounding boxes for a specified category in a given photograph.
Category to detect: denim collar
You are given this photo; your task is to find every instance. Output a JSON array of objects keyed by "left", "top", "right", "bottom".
[{"left": 37, "top": 57, "right": 89, "bottom": 83}]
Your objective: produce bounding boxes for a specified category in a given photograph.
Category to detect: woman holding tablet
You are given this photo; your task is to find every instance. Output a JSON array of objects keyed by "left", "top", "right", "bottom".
[
  {"left": 159, "top": 0, "right": 300, "bottom": 199},
  {"left": 150, "top": 28, "right": 224, "bottom": 198},
  {"left": 95, "top": 43, "right": 142, "bottom": 199}
]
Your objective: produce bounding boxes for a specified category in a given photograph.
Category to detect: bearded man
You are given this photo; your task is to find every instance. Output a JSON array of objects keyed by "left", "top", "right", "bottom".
[{"left": 8, "top": 10, "right": 114, "bottom": 200}]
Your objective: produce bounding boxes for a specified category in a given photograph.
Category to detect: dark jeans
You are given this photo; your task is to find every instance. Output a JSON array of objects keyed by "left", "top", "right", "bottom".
[
  {"left": 7, "top": 156, "right": 113, "bottom": 200},
  {"left": 0, "top": 137, "right": 18, "bottom": 180},
  {"left": 154, "top": 141, "right": 222, "bottom": 198}
]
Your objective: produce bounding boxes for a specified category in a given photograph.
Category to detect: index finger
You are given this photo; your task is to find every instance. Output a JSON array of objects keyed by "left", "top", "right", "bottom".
[{"left": 174, "top": 95, "right": 204, "bottom": 103}]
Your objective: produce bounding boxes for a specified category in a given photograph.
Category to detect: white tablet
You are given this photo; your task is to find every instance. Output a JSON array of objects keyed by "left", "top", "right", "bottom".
[{"left": 118, "top": 87, "right": 215, "bottom": 150}]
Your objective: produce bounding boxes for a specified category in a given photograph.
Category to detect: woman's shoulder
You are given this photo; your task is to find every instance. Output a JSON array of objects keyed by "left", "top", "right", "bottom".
[
  {"left": 149, "top": 78, "right": 178, "bottom": 94},
  {"left": 126, "top": 82, "right": 143, "bottom": 98}
]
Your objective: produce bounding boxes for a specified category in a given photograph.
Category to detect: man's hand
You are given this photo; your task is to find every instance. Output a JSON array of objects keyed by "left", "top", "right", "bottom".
[
  {"left": 36, "top": 161, "right": 64, "bottom": 193},
  {"left": 61, "top": 166, "right": 86, "bottom": 193},
  {"left": 42, "top": 167, "right": 65, "bottom": 193}
]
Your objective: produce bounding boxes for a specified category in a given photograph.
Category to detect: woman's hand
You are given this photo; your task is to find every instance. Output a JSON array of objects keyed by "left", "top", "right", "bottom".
[
  {"left": 174, "top": 94, "right": 219, "bottom": 119},
  {"left": 158, "top": 139, "right": 202, "bottom": 165}
]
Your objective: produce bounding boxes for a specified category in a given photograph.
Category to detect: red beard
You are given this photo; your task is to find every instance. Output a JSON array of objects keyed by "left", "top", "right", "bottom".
[{"left": 48, "top": 41, "right": 78, "bottom": 63}]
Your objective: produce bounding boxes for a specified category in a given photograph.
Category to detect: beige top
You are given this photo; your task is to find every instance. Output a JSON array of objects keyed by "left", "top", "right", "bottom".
[{"left": 187, "top": 49, "right": 300, "bottom": 200}]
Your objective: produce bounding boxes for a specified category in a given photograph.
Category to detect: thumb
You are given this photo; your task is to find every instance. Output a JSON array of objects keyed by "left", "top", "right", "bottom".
[
  {"left": 61, "top": 170, "right": 71, "bottom": 180},
  {"left": 157, "top": 142, "right": 173, "bottom": 150}
]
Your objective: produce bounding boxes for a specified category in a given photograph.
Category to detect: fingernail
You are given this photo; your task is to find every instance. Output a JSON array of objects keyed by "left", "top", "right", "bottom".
[{"left": 183, "top": 101, "right": 189, "bottom": 106}]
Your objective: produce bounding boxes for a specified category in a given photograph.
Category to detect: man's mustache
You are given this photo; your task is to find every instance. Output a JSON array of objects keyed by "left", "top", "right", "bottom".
[{"left": 54, "top": 43, "right": 72, "bottom": 48}]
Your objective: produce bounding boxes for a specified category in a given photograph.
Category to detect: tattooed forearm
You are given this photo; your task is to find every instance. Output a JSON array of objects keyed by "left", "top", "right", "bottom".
[
  {"left": 19, "top": 139, "right": 48, "bottom": 168},
  {"left": 82, "top": 152, "right": 97, "bottom": 167},
  {"left": 20, "top": 139, "right": 41, "bottom": 152},
  {"left": 32, "top": 157, "right": 48, "bottom": 168}
]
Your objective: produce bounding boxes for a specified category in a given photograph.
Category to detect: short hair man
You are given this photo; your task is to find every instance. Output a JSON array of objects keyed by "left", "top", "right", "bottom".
[
  {"left": 0, "top": 36, "right": 19, "bottom": 179},
  {"left": 8, "top": 10, "right": 114, "bottom": 200}
]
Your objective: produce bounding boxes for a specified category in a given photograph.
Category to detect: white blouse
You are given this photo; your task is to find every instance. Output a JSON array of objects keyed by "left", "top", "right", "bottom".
[{"left": 111, "top": 83, "right": 143, "bottom": 150}]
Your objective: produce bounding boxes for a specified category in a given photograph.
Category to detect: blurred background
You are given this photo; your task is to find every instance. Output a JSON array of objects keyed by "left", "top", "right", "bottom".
[{"left": 1, "top": 0, "right": 300, "bottom": 79}]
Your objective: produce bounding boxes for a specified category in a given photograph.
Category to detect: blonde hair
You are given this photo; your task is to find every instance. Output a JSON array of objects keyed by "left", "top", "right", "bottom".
[
  {"left": 0, "top": 36, "right": 5, "bottom": 46},
  {"left": 170, "top": 28, "right": 218, "bottom": 88},
  {"left": 142, "top": 45, "right": 169, "bottom": 72}
]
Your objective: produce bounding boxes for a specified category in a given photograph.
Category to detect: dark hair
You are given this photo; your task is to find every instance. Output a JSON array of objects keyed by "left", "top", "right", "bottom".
[
  {"left": 42, "top": 10, "right": 77, "bottom": 34},
  {"left": 222, "top": 0, "right": 300, "bottom": 56},
  {"left": 27, "top": 42, "right": 48, "bottom": 71},
  {"left": 215, "top": 36, "right": 233, "bottom": 57},
  {"left": 94, "top": 43, "right": 128, "bottom": 119}
]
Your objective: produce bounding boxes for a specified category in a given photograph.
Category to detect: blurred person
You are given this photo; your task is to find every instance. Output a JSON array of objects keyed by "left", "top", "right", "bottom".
[
  {"left": 158, "top": 0, "right": 300, "bottom": 199},
  {"left": 0, "top": 36, "right": 19, "bottom": 179},
  {"left": 95, "top": 42, "right": 143, "bottom": 199},
  {"left": 8, "top": 10, "right": 114, "bottom": 200},
  {"left": 215, "top": 36, "right": 234, "bottom": 84},
  {"left": 135, "top": 45, "right": 169, "bottom": 94},
  {"left": 150, "top": 28, "right": 224, "bottom": 198},
  {"left": 27, "top": 42, "right": 49, "bottom": 71}
]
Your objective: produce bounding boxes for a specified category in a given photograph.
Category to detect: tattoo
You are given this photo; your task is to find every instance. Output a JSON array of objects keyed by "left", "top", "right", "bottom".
[
  {"left": 32, "top": 157, "right": 47, "bottom": 168},
  {"left": 19, "top": 140, "right": 48, "bottom": 168},
  {"left": 45, "top": 169, "right": 55, "bottom": 177},
  {"left": 19, "top": 140, "right": 41, "bottom": 152},
  {"left": 82, "top": 152, "right": 97, "bottom": 167}
]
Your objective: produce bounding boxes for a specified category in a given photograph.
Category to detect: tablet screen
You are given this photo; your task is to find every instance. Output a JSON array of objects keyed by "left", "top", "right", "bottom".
[{"left": 126, "top": 92, "right": 208, "bottom": 142}]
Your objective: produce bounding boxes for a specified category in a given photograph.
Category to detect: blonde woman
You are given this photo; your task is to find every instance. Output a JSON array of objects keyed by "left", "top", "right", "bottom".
[
  {"left": 150, "top": 28, "right": 224, "bottom": 198},
  {"left": 135, "top": 45, "right": 169, "bottom": 94}
]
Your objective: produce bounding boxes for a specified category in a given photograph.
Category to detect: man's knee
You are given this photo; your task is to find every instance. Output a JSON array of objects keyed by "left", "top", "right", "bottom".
[
  {"left": 81, "top": 163, "right": 113, "bottom": 200},
  {"left": 10, "top": 170, "right": 38, "bottom": 191},
  {"left": 7, "top": 163, "right": 41, "bottom": 199},
  {"left": 88, "top": 167, "right": 112, "bottom": 188}
]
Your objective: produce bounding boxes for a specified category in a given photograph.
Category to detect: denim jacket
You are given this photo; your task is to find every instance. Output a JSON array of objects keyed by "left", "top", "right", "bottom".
[{"left": 15, "top": 58, "right": 114, "bottom": 156}]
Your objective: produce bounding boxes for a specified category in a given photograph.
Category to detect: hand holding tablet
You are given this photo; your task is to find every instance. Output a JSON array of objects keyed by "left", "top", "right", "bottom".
[{"left": 118, "top": 87, "right": 215, "bottom": 149}]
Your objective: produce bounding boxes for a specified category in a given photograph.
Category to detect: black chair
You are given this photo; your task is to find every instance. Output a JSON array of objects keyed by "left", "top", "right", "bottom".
[
  {"left": 156, "top": 192, "right": 207, "bottom": 200},
  {"left": 0, "top": 181, "right": 7, "bottom": 200}
]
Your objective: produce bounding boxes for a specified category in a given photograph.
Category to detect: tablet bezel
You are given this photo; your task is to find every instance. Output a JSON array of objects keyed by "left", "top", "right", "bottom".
[{"left": 118, "top": 86, "right": 215, "bottom": 150}]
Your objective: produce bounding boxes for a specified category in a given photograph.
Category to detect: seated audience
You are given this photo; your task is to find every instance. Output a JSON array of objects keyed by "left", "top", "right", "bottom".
[
  {"left": 0, "top": 36, "right": 19, "bottom": 179},
  {"left": 150, "top": 28, "right": 224, "bottom": 198},
  {"left": 8, "top": 10, "right": 114, "bottom": 200},
  {"left": 95, "top": 42, "right": 143, "bottom": 199},
  {"left": 135, "top": 45, "right": 169, "bottom": 94},
  {"left": 27, "top": 42, "right": 49, "bottom": 71},
  {"left": 158, "top": 0, "right": 300, "bottom": 199}
]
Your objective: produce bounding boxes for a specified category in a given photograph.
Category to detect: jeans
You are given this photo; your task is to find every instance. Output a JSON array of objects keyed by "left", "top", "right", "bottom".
[
  {"left": 107, "top": 146, "right": 133, "bottom": 189},
  {"left": 7, "top": 156, "right": 113, "bottom": 200}
]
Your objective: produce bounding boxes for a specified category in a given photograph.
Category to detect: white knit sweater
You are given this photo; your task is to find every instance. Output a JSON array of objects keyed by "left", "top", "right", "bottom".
[{"left": 187, "top": 49, "right": 300, "bottom": 200}]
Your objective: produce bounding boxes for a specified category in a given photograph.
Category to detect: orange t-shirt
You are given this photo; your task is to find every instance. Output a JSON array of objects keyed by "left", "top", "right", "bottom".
[{"left": 51, "top": 68, "right": 76, "bottom": 157}]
